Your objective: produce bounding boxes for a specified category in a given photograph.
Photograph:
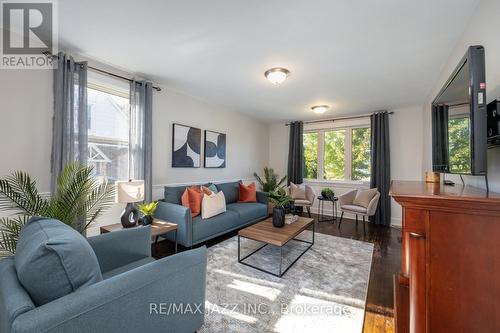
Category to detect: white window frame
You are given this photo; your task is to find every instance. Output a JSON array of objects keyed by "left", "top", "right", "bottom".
[{"left": 303, "top": 118, "right": 371, "bottom": 185}]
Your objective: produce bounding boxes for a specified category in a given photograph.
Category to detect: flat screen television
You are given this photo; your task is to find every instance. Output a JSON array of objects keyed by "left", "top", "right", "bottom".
[{"left": 432, "top": 45, "right": 487, "bottom": 175}]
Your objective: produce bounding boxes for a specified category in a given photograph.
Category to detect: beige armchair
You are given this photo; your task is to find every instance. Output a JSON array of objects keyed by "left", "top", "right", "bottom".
[
  {"left": 287, "top": 184, "right": 316, "bottom": 217},
  {"left": 338, "top": 188, "right": 380, "bottom": 232}
]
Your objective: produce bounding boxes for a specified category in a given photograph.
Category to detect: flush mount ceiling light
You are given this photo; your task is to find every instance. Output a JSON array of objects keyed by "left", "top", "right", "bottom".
[
  {"left": 311, "top": 105, "right": 330, "bottom": 114},
  {"left": 264, "top": 67, "right": 290, "bottom": 85}
]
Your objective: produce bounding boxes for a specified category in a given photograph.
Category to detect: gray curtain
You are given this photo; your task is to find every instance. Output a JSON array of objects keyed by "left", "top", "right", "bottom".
[
  {"left": 51, "top": 53, "right": 88, "bottom": 194},
  {"left": 129, "top": 80, "right": 153, "bottom": 203},
  {"left": 370, "top": 112, "right": 391, "bottom": 226},
  {"left": 432, "top": 104, "right": 449, "bottom": 171},
  {"left": 287, "top": 121, "right": 304, "bottom": 185}
]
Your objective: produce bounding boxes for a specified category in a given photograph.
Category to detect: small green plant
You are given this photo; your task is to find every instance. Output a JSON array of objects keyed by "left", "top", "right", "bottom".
[
  {"left": 268, "top": 188, "right": 294, "bottom": 208},
  {"left": 321, "top": 188, "right": 335, "bottom": 199},
  {"left": 137, "top": 201, "right": 158, "bottom": 217},
  {"left": 0, "top": 162, "right": 115, "bottom": 256},
  {"left": 253, "top": 167, "right": 287, "bottom": 193}
]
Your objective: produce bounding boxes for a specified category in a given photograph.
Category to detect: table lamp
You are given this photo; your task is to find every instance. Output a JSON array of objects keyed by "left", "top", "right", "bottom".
[{"left": 116, "top": 180, "right": 144, "bottom": 228}]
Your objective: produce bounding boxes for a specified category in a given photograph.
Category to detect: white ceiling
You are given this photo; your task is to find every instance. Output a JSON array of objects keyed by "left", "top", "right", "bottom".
[{"left": 58, "top": 0, "right": 480, "bottom": 122}]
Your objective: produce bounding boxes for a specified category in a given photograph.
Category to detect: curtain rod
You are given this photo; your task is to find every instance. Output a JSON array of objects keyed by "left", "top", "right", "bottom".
[
  {"left": 284, "top": 111, "right": 394, "bottom": 126},
  {"left": 43, "top": 52, "right": 162, "bottom": 92}
]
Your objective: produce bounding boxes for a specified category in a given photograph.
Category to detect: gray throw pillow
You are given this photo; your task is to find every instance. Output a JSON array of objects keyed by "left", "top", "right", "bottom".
[
  {"left": 353, "top": 188, "right": 378, "bottom": 208},
  {"left": 15, "top": 217, "right": 103, "bottom": 306}
]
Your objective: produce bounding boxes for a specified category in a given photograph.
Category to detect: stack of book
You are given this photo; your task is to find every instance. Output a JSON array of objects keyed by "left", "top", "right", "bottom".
[{"left": 285, "top": 214, "right": 299, "bottom": 225}]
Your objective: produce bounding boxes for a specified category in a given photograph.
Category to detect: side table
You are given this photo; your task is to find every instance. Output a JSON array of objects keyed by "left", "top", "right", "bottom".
[
  {"left": 317, "top": 196, "right": 338, "bottom": 223},
  {"left": 100, "top": 218, "right": 178, "bottom": 254}
]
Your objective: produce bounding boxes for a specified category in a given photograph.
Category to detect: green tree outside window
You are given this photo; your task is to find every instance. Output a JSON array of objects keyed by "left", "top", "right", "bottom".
[
  {"left": 303, "top": 132, "right": 318, "bottom": 179},
  {"left": 352, "top": 128, "right": 371, "bottom": 180},
  {"left": 324, "top": 130, "right": 345, "bottom": 180},
  {"left": 448, "top": 117, "right": 471, "bottom": 174}
]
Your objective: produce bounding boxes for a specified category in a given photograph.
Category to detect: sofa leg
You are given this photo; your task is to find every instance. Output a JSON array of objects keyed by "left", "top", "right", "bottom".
[
  {"left": 363, "top": 216, "right": 366, "bottom": 234},
  {"left": 338, "top": 212, "right": 344, "bottom": 229},
  {"left": 306, "top": 206, "right": 311, "bottom": 218},
  {"left": 355, "top": 215, "right": 358, "bottom": 229}
]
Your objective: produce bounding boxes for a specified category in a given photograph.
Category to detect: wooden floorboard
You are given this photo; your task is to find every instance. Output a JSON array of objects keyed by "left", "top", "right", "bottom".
[{"left": 155, "top": 212, "right": 402, "bottom": 333}]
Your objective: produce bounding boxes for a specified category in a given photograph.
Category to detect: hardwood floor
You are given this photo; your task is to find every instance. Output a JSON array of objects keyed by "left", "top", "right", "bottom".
[{"left": 155, "top": 213, "right": 402, "bottom": 333}]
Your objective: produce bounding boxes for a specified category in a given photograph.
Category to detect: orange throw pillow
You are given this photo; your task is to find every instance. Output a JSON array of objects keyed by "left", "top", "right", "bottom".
[
  {"left": 239, "top": 182, "right": 257, "bottom": 202},
  {"left": 201, "top": 186, "right": 212, "bottom": 196},
  {"left": 181, "top": 186, "right": 203, "bottom": 217}
]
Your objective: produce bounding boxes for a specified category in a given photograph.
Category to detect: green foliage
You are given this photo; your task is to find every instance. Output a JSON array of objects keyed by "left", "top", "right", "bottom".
[
  {"left": 324, "top": 130, "right": 345, "bottom": 180},
  {"left": 303, "top": 132, "right": 318, "bottom": 179},
  {"left": 448, "top": 117, "right": 471, "bottom": 173},
  {"left": 268, "top": 188, "right": 294, "bottom": 208},
  {"left": 0, "top": 162, "right": 115, "bottom": 256},
  {"left": 137, "top": 201, "right": 158, "bottom": 216},
  {"left": 351, "top": 128, "right": 371, "bottom": 181},
  {"left": 253, "top": 167, "right": 286, "bottom": 193},
  {"left": 321, "top": 188, "right": 335, "bottom": 199}
]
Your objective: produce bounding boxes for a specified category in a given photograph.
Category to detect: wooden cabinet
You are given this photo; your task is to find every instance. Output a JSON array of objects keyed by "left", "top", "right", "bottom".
[{"left": 390, "top": 181, "right": 500, "bottom": 333}]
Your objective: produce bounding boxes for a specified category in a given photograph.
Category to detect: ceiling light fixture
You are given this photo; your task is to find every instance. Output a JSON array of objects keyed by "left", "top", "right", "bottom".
[
  {"left": 311, "top": 105, "right": 330, "bottom": 114},
  {"left": 264, "top": 67, "right": 290, "bottom": 85}
]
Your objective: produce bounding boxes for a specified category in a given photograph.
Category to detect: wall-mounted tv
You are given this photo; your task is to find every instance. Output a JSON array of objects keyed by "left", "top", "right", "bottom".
[{"left": 432, "top": 45, "right": 487, "bottom": 175}]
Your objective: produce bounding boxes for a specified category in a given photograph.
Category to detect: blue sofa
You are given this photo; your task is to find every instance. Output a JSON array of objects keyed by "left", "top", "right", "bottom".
[
  {"left": 156, "top": 181, "right": 268, "bottom": 248},
  {"left": 0, "top": 217, "right": 207, "bottom": 333}
]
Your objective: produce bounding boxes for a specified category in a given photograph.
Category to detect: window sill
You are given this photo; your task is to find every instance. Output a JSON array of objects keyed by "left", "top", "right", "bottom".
[{"left": 303, "top": 179, "right": 370, "bottom": 189}]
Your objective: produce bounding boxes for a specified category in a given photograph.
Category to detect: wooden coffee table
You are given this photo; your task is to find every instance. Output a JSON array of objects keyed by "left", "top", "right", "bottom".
[{"left": 238, "top": 216, "right": 314, "bottom": 277}]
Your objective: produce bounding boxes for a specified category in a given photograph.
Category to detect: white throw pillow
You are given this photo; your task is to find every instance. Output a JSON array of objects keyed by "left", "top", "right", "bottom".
[
  {"left": 202, "top": 191, "right": 226, "bottom": 219},
  {"left": 289, "top": 182, "right": 306, "bottom": 200}
]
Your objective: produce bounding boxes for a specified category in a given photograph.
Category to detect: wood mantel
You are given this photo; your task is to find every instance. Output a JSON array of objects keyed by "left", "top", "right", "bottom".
[{"left": 390, "top": 180, "right": 500, "bottom": 333}]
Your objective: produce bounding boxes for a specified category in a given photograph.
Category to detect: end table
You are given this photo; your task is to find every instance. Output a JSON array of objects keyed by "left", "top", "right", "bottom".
[
  {"left": 100, "top": 218, "right": 178, "bottom": 254},
  {"left": 317, "top": 196, "right": 338, "bottom": 223}
]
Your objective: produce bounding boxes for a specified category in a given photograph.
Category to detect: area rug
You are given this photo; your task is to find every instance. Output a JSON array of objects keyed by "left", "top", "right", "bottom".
[{"left": 200, "top": 231, "right": 374, "bottom": 333}]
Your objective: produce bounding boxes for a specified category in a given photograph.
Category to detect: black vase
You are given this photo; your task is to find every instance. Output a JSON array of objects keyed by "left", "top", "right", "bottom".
[
  {"left": 141, "top": 215, "right": 153, "bottom": 226},
  {"left": 121, "top": 203, "right": 138, "bottom": 228},
  {"left": 272, "top": 207, "right": 285, "bottom": 228}
]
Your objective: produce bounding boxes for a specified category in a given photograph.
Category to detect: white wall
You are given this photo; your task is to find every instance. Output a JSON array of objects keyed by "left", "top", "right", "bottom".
[
  {"left": 389, "top": 105, "right": 424, "bottom": 226},
  {"left": 422, "top": 0, "right": 500, "bottom": 193},
  {"left": 0, "top": 70, "right": 53, "bottom": 191},
  {"left": 0, "top": 67, "right": 269, "bottom": 236},
  {"left": 268, "top": 105, "right": 423, "bottom": 226}
]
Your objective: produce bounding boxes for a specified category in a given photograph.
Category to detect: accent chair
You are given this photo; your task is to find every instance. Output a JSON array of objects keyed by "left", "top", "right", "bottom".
[
  {"left": 338, "top": 188, "right": 380, "bottom": 232},
  {"left": 287, "top": 183, "right": 316, "bottom": 217},
  {"left": 0, "top": 217, "right": 207, "bottom": 333}
]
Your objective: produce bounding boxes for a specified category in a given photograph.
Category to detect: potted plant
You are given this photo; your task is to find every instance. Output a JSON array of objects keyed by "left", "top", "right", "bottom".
[
  {"left": 321, "top": 188, "right": 335, "bottom": 200},
  {"left": 137, "top": 201, "right": 158, "bottom": 226},
  {"left": 268, "top": 188, "right": 294, "bottom": 228},
  {"left": 253, "top": 167, "right": 287, "bottom": 214},
  {"left": 0, "top": 162, "right": 114, "bottom": 257}
]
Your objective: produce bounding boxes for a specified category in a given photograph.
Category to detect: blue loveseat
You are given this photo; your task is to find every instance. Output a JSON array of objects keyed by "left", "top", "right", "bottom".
[
  {"left": 156, "top": 181, "right": 268, "bottom": 248},
  {"left": 0, "top": 217, "right": 207, "bottom": 333}
]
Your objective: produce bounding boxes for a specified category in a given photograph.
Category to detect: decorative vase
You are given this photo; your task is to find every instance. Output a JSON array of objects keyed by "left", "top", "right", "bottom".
[
  {"left": 121, "top": 203, "right": 138, "bottom": 228},
  {"left": 272, "top": 207, "right": 285, "bottom": 228},
  {"left": 142, "top": 215, "right": 153, "bottom": 226}
]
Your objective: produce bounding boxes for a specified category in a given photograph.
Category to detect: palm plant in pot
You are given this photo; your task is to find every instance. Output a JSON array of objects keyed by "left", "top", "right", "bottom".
[
  {"left": 137, "top": 201, "right": 158, "bottom": 226},
  {"left": 0, "top": 162, "right": 115, "bottom": 257},
  {"left": 253, "top": 167, "right": 287, "bottom": 215},
  {"left": 268, "top": 188, "right": 294, "bottom": 228}
]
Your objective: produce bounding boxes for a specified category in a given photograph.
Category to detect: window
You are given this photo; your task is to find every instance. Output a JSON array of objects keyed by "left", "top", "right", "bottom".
[
  {"left": 324, "top": 130, "right": 345, "bottom": 180},
  {"left": 351, "top": 128, "right": 371, "bottom": 181},
  {"left": 303, "top": 132, "right": 318, "bottom": 179},
  {"left": 303, "top": 126, "right": 371, "bottom": 182},
  {"left": 87, "top": 71, "right": 130, "bottom": 182}
]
